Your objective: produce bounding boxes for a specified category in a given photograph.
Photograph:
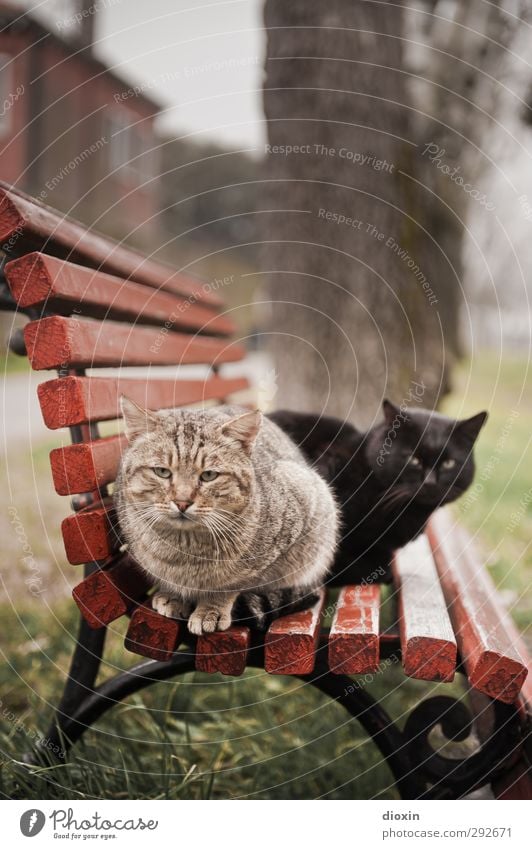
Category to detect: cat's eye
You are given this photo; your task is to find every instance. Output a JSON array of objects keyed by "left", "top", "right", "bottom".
[
  {"left": 441, "top": 458, "right": 456, "bottom": 470},
  {"left": 153, "top": 467, "right": 172, "bottom": 478},
  {"left": 200, "top": 470, "right": 219, "bottom": 482},
  {"left": 408, "top": 456, "right": 421, "bottom": 467}
]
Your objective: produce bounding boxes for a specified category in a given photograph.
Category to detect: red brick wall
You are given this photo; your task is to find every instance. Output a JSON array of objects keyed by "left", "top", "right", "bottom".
[
  {"left": 0, "top": 31, "right": 160, "bottom": 250},
  {"left": 0, "top": 32, "right": 31, "bottom": 187}
]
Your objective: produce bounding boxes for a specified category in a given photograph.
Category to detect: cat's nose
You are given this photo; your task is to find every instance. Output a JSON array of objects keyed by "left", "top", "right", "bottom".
[
  {"left": 176, "top": 501, "right": 191, "bottom": 513},
  {"left": 424, "top": 469, "right": 438, "bottom": 487}
]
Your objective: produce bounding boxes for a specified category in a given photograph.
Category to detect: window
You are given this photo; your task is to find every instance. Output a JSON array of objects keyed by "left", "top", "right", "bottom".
[
  {"left": 104, "top": 107, "right": 156, "bottom": 185},
  {"left": 105, "top": 109, "right": 131, "bottom": 174}
]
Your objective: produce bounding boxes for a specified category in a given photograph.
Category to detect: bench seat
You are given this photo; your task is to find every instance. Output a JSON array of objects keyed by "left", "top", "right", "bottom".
[{"left": 69, "top": 521, "right": 529, "bottom": 703}]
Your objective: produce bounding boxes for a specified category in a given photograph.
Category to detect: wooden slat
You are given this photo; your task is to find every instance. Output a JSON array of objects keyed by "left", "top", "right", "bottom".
[
  {"left": 0, "top": 183, "right": 221, "bottom": 305},
  {"left": 264, "top": 589, "right": 325, "bottom": 675},
  {"left": 61, "top": 498, "right": 119, "bottom": 564},
  {"left": 328, "top": 585, "right": 380, "bottom": 674},
  {"left": 72, "top": 557, "right": 151, "bottom": 629},
  {"left": 393, "top": 536, "right": 457, "bottom": 683},
  {"left": 428, "top": 510, "right": 529, "bottom": 703},
  {"left": 50, "top": 434, "right": 126, "bottom": 495},
  {"left": 196, "top": 627, "right": 250, "bottom": 676},
  {"left": 5, "top": 253, "right": 234, "bottom": 335},
  {"left": 124, "top": 603, "right": 182, "bottom": 661},
  {"left": 38, "top": 374, "right": 249, "bottom": 429},
  {"left": 24, "top": 315, "right": 245, "bottom": 370},
  {"left": 49, "top": 376, "right": 249, "bottom": 493}
]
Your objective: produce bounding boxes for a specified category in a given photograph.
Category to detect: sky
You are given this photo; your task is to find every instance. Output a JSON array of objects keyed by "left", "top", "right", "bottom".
[{"left": 95, "top": 0, "right": 266, "bottom": 151}]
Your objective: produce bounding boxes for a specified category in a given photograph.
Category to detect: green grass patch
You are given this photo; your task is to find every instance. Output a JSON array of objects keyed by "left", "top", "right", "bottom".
[
  {"left": 442, "top": 352, "right": 532, "bottom": 634},
  {"left": 0, "top": 351, "right": 30, "bottom": 375}
]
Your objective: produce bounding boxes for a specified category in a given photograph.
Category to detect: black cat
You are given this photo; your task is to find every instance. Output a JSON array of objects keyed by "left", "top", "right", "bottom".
[{"left": 269, "top": 400, "right": 487, "bottom": 585}]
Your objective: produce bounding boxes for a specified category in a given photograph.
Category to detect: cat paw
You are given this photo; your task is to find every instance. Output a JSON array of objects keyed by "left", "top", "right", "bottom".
[
  {"left": 187, "top": 607, "right": 232, "bottom": 635},
  {"left": 152, "top": 592, "right": 191, "bottom": 620}
]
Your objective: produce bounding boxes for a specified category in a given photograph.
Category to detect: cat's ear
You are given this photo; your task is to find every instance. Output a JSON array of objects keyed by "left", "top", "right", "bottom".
[
  {"left": 382, "top": 398, "right": 400, "bottom": 425},
  {"left": 454, "top": 411, "right": 488, "bottom": 442},
  {"left": 221, "top": 410, "right": 262, "bottom": 451},
  {"left": 120, "top": 396, "right": 159, "bottom": 441}
]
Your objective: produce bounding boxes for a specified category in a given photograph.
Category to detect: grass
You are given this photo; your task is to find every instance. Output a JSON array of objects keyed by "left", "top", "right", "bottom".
[
  {"left": 442, "top": 351, "right": 532, "bottom": 634},
  {"left": 1, "top": 351, "right": 30, "bottom": 375},
  {"left": 0, "top": 352, "right": 530, "bottom": 799}
]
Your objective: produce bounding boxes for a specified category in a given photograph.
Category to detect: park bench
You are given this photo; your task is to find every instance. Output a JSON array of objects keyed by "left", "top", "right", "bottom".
[{"left": 1, "top": 182, "right": 530, "bottom": 800}]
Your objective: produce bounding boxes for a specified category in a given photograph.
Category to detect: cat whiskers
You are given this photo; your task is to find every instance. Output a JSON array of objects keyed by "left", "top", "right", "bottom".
[
  {"left": 201, "top": 516, "right": 222, "bottom": 561},
  {"left": 211, "top": 509, "right": 251, "bottom": 541},
  {"left": 129, "top": 504, "right": 168, "bottom": 537},
  {"left": 205, "top": 514, "right": 240, "bottom": 553},
  {"left": 379, "top": 486, "right": 412, "bottom": 513},
  {"left": 210, "top": 509, "right": 265, "bottom": 564},
  {"left": 211, "top": 507, "right": 262, "bottom": 530},
  {"left": 201, "top": 515, "right": 240, "bottom": 564},
  {"left": 199, "top": 511, "right": 245, "bottom": 562}
]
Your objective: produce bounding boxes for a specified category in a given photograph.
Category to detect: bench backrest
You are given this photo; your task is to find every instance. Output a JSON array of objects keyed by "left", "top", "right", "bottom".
[{"left": 1, "top": 182, "right": 250, "bottom": 566}]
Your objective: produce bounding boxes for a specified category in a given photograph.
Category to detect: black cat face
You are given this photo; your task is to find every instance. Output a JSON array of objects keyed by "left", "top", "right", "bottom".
[{"left": 365, "top": 400, "right": 488, "bottom": 508}]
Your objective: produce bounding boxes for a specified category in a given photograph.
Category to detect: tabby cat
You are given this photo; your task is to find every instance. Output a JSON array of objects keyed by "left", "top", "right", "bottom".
[
  {"left": 115, "top": 399, "right": 338, "bottom": 633},
  {"left": 270, "top": 400, "right": 487, "bottom": 584}
]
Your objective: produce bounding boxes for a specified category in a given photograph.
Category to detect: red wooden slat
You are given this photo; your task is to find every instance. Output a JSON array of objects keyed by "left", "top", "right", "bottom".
[
  {"left": 61, "top": 499, "right": 119, "bottom": 564},
  {"left": 328, "top": 585, "right": 380, "bottom": 674},
  {"left": 264, "top": 588, "right": 325, "bottom": 675},
  {"left": 38, "top": 374, "right": 249, "bottom": 429},
  {"left": 428, "top": 510, "right": 529, "bottom": 703},
  {"left": 5, "top": 253, "right": 234, "bottom": 335},
  {"left": 24, "top": 315, "right": 245, "bottom": 370},
  {"left": 72, "top": 557, "right": 151, "bottom": 629},
  {"left": 50, "top": 434, "right": 126, "bottom": 495},
  {"left": 393, "top": 535, "right": 457, "bottom": 683},
  {"left": 124, "top": 603, "right": 182, "bottom": 661},
  {"left": 196, "top": 627, "right": 250, "bottom": 676},
  {"left": 0, "top": 184, "right": 221, "bottom": 305}
]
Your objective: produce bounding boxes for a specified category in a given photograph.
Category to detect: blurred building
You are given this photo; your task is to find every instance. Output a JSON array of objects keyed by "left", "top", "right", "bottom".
[{"left": 0, "top": 1, "right": 162, "bottom": 249}]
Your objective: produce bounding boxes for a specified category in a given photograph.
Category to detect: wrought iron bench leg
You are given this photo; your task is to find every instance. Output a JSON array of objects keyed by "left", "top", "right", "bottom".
[
  {"left": 40, "top": 653, "right": 197, "bottom": 755},
  {"left": 40, "top": 657, "right": 422, "bottom": 797},
  {"left": 32, "top": 610, "right": 106, "bottom": 763},
  {"left": 310, "top": 671, "right": 426, "bottom": 798},
  {"left": 312, "top": 671, "right": 523, "bottom": 799}
]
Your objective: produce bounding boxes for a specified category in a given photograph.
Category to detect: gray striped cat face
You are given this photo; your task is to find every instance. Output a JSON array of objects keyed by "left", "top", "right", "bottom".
[{"left": 119, "top": 397, "right": 261, "bottom": 531}]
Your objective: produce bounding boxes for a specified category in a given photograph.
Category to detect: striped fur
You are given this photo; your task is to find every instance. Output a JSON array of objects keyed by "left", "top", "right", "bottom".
[{"left": 116, "top": 401, "right": 338, "bottom": 635}]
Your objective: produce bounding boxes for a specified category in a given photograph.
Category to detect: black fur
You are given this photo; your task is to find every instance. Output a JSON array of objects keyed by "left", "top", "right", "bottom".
[
  {"left": 270, "top": 401, "right": 487, "bottom": 585},
  {"left": 232, "top": 588, "right": 320, "bottom": 630}
]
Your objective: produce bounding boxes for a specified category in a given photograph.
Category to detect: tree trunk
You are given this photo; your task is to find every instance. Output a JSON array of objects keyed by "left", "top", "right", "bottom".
[{"left": 261, "top": 0, "right": 448, "bottom": 427}]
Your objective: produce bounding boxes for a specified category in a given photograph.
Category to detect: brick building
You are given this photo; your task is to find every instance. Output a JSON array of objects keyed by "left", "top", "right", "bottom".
[{"left": 0, "top": 2, "right": 162, "bottom": 249}]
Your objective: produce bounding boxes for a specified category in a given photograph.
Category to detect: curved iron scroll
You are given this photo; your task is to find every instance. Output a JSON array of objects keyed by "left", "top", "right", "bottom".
[
  {"left": 313, "top": 673, "right": 523, "bottom": 798},
  {"left": 402, "top": 694, "right": 523, "bottom": 797}
]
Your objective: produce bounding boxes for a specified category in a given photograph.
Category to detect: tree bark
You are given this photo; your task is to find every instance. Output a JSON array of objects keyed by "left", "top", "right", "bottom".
[{"left": 261, "top": 0, "right": 447, "bottom": 427}]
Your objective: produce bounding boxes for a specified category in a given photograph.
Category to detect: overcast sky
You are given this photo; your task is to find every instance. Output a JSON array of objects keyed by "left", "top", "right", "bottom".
[{"left": 96, "top": 0, "right": 265, "bottom": 151}]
